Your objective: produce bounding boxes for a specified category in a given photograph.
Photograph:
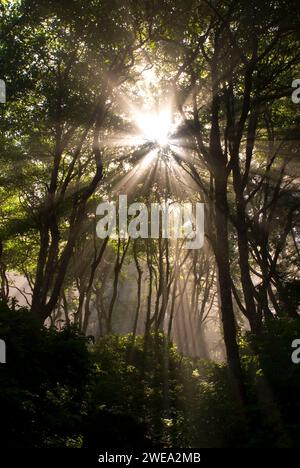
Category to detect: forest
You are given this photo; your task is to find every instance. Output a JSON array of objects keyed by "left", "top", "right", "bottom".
[{"left": 0, "top": 0, "right": 300, "bottom": 449}]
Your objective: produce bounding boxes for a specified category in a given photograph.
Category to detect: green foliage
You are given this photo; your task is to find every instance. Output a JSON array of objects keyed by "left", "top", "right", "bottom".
[
  {"left": 188, "top": 362, "right": 247, "bottom": 447},
  {"left": 1, "top": 300, "right": 300, "bottom": 448},
  {"left": 0, "top": 300, "right": 92, "bottom": 448},
  {"left": 243, "top": 318, "right": 300, "bottom": 447},
  {"left": 87, "top": 333, "right": 196, "bottom": 448}
]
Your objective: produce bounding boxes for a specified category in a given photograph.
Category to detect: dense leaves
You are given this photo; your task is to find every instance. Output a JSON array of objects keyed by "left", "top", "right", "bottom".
[{"left": 1, "top": 301, "right": 300, "bottom": 447}]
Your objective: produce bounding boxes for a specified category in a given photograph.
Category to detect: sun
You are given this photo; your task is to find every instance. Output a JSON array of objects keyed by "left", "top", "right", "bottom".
[{"left": 135, "top": 107, "right": 172, "bottom": 147}]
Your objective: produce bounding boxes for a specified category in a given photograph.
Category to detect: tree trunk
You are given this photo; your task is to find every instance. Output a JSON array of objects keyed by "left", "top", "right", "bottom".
[{"left": 215, "top": 177, "right": 246, "bottom": 407}]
